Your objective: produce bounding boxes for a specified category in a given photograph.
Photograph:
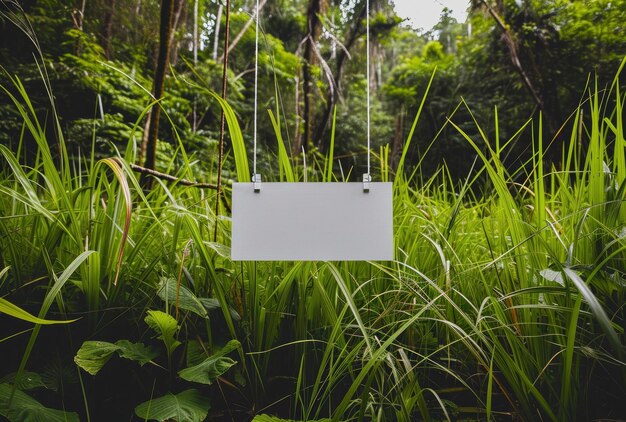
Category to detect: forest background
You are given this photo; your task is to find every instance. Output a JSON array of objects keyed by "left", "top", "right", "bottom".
[
  {"left": 1, "top": 0, "right": 626, "bottom": 421},
  {"left": 2, "top": 0, "right": 625, "bottom": 183}
]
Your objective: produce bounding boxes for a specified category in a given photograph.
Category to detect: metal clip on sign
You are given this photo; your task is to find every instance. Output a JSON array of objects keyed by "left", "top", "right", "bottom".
[{"left": 253, "top": 174, "right": 261, "bottom": 192}]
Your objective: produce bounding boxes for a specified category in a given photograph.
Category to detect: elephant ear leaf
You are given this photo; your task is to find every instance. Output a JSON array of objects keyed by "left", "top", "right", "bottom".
[
  {"left": 251, "top": 416, "right": 331, "bottom": 422},
  {"left": 115, "top": 340, "right": 159, "bottom": 365},
  {"left": 75, "top": 340, "right": 158, "bottom": 375},
  {"left": 145, "top": 310, "right": 181, "bottom": 360},
  {"left": 134, "top": 389, "right": 210, "bottom": 422},
  {"left": 0, "top": 371, "right": 46, "bottom": 391},
  {"left": 178, "top": 340, "right": 240, "bottom": 385},
  {"left": 157, "top": 277, "right": 207, "bottom": 318},
  {"left": 74, "top": 341, "right": 121, "bottom": 376},
  {"left": 0, "top": 383, "right": 79, "bottom": 422}
]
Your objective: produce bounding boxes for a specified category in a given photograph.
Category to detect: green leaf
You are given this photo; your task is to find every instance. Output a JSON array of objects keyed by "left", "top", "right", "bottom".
[
  {"left": 0, "top": 372, "right": 46, "bottom": 391},
  {"left": 0, "top": 298, "right": 77, "bottom": 325},
  {"left": 252, "top": 417, "right": 296, "bottom": 422},
  {"left": 178, "top": 356, "right": 236, "bottom": 385},
  {"left": 204, "top": 90, "right": 249, "bottom": 182},
  {"left": 74, "top": 339, "right": 159, "bottom": 375},
  {"left": 563, "top": 268, "right": 624, "bottom": 360},
  {"left": 115, "top": 340, "right": 159, "bottom": 366},
  {"left": 0, "top": 383, "right": 79, "bottom": 422},
  {"left": 145, "top": 310, "right": 181, "bottom": 360},
  {"left": 178, "top": 340, "right": 240, "bottom": 385},
  {"left": 214, "top": 339, "right": 241, "bottom": 356},
  {"left": 268, "top": 109, "right": 294, "bottom": 182},
  {"left": 134, "top": 389, "right": 210, "bottom": 422},
  {"left": 198, "top": 298, "right": 241, "bottom": 322},
  {"left": 40, "top": 363, "right": 78, "bottom": 393},
  {"left": 94, "top": 157, "right": 132, "bottom": 287},
  {"left": 0, "top": 266, "right": 10, "bottom": 290},
  {"left": 251, "top": 416, "right": 331, "bottom": 422},
  {"left": 185, "top": 340, "right": 206, "bottom": 367},
  {"left": 74, "top": 341, "right": 121, "bottom": 376},
  {"left": 203, "top": 241, "right": 231, "bottom": 258},
  {"left": 157, "top": 278, "right": 207, "bottom": 318}
]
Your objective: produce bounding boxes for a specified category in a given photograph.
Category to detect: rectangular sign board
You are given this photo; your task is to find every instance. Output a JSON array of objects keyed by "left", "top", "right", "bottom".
[{"left": 231, "top": 182, "right": 393, "bottom": 261}]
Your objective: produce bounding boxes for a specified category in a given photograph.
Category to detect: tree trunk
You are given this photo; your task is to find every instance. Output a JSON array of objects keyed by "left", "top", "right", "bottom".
[
  {"left": 168, "top": 0, "right": 187, "bottom": 66},
  {"left": 313, "top": 1, "right": 367, "bottom": 153},
  {"left": 72, "top": 0, "right": 87, "bottom": 54},
  {"left": 212, "top": 4, "right": 223, "bottom": 61},
  {"left": 295, "top": 0, "right": 327, "bottom": 155},
  {"left": 480, "top": 1, "right": 545, "bottom": 118},
  {"left": 140, "top": 0, "right": 175, "bottom": 189},
  {"left": 480, "top": 0, "right": 559, "bottom": 155},
  {"left": 100, "top": 0, "right": 115, "bottom": 59},
  {"left": 72, "top": 0, "right": 86, "bottom": 31},
  {"left": 192, "top": 0, "right": 198, "bottom": 131},
  {"left": 301, "top": 45, "right": 314, "bottom": 153},
  {"left": 293, "top": 72, "right": 302, "bottom": 156},
  {"left": 193, "top": 0, "right": 198, "bottom": 64}
]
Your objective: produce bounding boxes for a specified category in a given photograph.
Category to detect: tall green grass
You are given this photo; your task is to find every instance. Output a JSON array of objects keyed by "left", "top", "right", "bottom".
[{"left": 1, "top": 53, "right": 625, "bottom": 421}]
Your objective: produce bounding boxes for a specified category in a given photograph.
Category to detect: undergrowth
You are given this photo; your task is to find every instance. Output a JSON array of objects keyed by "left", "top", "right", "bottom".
[{"left": 0, "top": 45, "right": 625, "bottom": 422}]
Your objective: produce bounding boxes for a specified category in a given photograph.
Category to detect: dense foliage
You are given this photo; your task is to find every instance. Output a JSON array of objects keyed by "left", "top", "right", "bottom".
[
  {"left": 2, "top": 0, "right": 624, "bottom": 180},
  {"left": 1, "top": 0, "right": 625, "bottom": 421}
]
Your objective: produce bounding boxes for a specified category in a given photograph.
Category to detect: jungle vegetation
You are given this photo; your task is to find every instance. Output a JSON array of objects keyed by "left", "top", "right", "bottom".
[{"left": 0, "top": 0, "right": 625, "bottom": 420}]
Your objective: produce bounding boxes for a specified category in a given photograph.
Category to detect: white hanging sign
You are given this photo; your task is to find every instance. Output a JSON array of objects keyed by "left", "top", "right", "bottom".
[{"left": 231, "top": 182, "right": 393, "bottom": 261}]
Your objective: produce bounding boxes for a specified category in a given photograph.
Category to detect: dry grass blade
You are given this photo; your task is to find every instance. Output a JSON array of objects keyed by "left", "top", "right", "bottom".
[{"left": 95, "top": 157, "right": 132, "bottom": 286}]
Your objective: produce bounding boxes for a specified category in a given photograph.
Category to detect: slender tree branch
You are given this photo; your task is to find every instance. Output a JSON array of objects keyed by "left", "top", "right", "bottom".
[
  {"left": 480, "top": 0, "right": 544, "bottom": 111},
  {"left": 217, "top": 0, "right": 268, "bottom": 63},
  {"left": 129, "top": 164, "right": 218, "bottom": 189},
  {"left": 128, "top": 164, "right": 232, "bottom": 213}
]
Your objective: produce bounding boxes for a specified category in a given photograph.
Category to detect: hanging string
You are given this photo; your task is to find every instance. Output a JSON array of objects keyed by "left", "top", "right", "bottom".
[
  {"left": 253, "top": 0, "right": 259, "bottom": 177},
  {"left": 251, "top": 0, "right": 370, "bottom": 179},
  {"left": 366, "top": 0, "right": 371, "bottom": 177}
]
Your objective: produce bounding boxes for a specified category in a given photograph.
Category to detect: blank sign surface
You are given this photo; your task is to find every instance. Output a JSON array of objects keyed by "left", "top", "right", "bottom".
[{"left": 231, "top": 182, "right": 393, "bottom": 261}]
